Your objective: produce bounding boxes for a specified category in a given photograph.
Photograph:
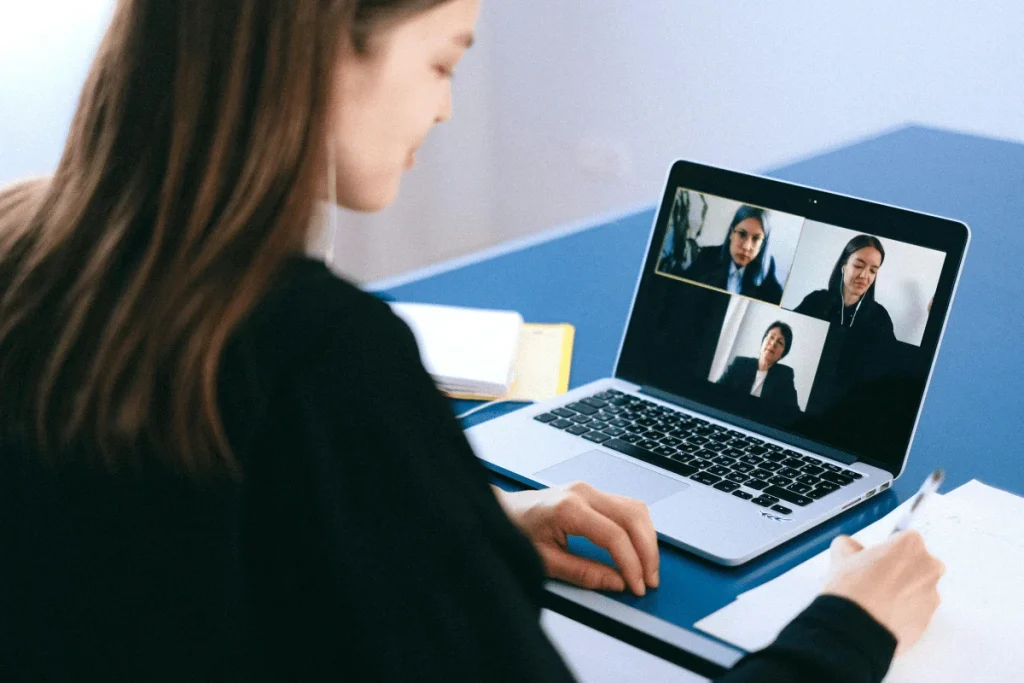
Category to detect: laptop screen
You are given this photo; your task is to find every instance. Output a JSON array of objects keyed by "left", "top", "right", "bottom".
[{"left": 616, "top": 162, "right": 969, "bottom": 476}]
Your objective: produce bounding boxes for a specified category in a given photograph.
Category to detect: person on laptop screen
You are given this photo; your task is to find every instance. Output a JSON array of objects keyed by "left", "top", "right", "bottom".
[
  {"left": 794, "top": 234, "right": 896, "bottom": 340},
  {"left": 684, "top": 205, "right": 784, "bottom": 304},
  {"left": 0, "top": 1, "right": 943, "bottom": 682},
  {"left": 717, "top": 322, "right": 800, "bottom": 414}
]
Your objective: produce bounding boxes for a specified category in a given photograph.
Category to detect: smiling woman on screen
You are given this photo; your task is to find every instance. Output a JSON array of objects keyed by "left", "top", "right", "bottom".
[
  {"left": 0, "top": 2, "right": 942, "bottom": 681},
  {"left": 795, "top": 234, "right": 896, "bottom": 342}
]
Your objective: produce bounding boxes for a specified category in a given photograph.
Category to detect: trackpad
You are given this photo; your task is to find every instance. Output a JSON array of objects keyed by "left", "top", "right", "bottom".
[{"left": 535, "top": 450, "right": 689, "bottom": 505}]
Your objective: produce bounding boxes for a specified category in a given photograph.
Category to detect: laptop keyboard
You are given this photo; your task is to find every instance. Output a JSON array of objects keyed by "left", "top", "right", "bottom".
[{"left": 533, "top": 389, "right": 862, "bottom": 515}]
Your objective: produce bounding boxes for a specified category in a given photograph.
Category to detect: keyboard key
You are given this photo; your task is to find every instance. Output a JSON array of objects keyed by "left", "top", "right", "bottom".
[
  {"left": 816, "top": 481, "right": 840, "bottom": 492},
  {"left": 678, "top": 443, "right": 699, "bottom": 454},
  {"left": 823, "top": 463, "right": 842, "bottom": 472},
  {"left": 592, "top": 412, "right": 615, "bottom": 423},
  {"left": 581, "top": 397, "right": 608, "bottom": 409},
  {"left": 594, "top": 391, "right": 615, "bottom": 400},
  {"left": 751, "top": 495, "right": 778, "bottom": 507},
  {"left": 745, "top": 478, "right": 769, "bottom": 491},
  {"left": 551, "top": 419, "right": 573, "bottom": 429},
  {"left": 567, "top": 402, "right": 598, "bottom": 415},
  {"left": 750, "top": 469, "right": 773, "bottom": 481},
  {"left": 764, "top": 485, "right": 813, "bottom": 507},
  {"left": 646, "top": 431, "right": 666, "bottom": 441},
  {"left": 732, "top": 463, "right": 755, "bottom": 474},
  {"left": 732, "top": 490, "right": 753, "bottom": 500},
  {"left": 770, "top": 505, "right": 793, "bottom": 515},
  {"left": 602, "top": 439, "right": 698, "bottom": 478},
  {"left": 768, "top": 476, "right": 792, "bottom": 487},
  {"left": 782, "top": 457, "right": 805, "bottom": 469},
  {"left": 602, "top": 405, "right": 624, "bottom": 415},
  {"left": 708, "top": 465, "right": 731, "bottom": 477},
  {"left": 639, "top": 439, "right": 661, "bottom": 450},
  {"left": 654, "top": 446, "right": 675, "bottom": 457},
  {"left": 583, "top": 431, "right": 611, "bottom": 443},
  {"left": 533, "top": 413, "right": 558, "bottom": 423},
  {"left": 570, "top": 414, "right": 594, "bottom": 424},
  {"left": 635, "top": 417, "right": 658, "bottom": 427},
  {"left": 566, "top": 425, "right": 590, "bottom": 436},
  {"left": 779, "top": 467, "right": 802, "bottom": 479},
  {"left": 696, "top": 449, "right": 718, "bottom": 460},
  {"left": 610, "top": 418, "right": 631, "bottom": 428},
  {"left": 704, "top": 442, "right": 727, "bottom": 453},
  {"left": 712, "top": 456, "right": 734, "bottom": 466},
  {"left": 688, "top": 436, "right": 710, "bottom": 446},
  {"left": 808, "top": 487, "right": 833, "bottom": 500},
  {"left": 601, "top": 427, "right": 625, "bottom": 437},
  {"left": 739, "top": 455, "right": 762, "bottom": 465},
  {"left": 747, "top": 445, "right": 767, "bottom": 456},
  {"left": 690, "top": 471, "right": 722, "bottom": 486},
  {"left": 660, "top": 436, "right": 682, "bottom": 447},
  {"left": 690, "top": 458, "right": 711, "bottom": 469},
  {"left": 725, "top": 472, "right": 749, "bottom": 483},
  {"left": 788, "top": 482, "right": 812, "bottom": 494},
  {"left": 621, "top": 434, "right": 642, "bottom": 444},
  {"left": 849, "top": 471, "right": 863, "bottom": 480},
  {"left": 821, "top": 471, "right": 854, "bottom": 486},
  {"left": 796, "top": 474, "right": 820, "bottom": 486},
  {"left": 763, "top": 451, "right": 787, "bottom": 463},
  {"left": 761, "top": 461, "right": 783, "bottom": 472},
  {"left": 671, "top": 452, "right": 694, "bottom": 463},
  {"left": 714, "top": 480, "right": 741, "bottom": 493},
  {"left": 551, "top": 408, "right": 575, "bottom": 418},
  {"left": 800, "top": 464, "right": 825, "bottom": 475}
]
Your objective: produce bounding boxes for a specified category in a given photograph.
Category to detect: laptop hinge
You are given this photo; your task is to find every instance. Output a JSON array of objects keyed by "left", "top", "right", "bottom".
[{"left": 639, "top": 385, "right": 857, "bottom": 466}]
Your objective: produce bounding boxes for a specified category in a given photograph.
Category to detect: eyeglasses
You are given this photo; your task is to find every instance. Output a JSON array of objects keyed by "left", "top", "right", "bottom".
[{"left": 732, "top": 228, "right": 764, "bottom": 247}]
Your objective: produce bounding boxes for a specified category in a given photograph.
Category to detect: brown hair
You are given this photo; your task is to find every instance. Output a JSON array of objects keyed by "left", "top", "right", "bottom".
[{"left": 0, "top": 0, "right": 451, "bottom": 475}]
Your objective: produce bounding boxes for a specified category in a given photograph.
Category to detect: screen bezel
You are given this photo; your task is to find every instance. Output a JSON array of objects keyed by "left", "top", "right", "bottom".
[{"left": 613, "top": 159, "right": 970, "bottom": 477}]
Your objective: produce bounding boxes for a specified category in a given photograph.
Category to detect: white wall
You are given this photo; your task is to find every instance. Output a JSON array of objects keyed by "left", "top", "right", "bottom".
[
  {"left": 710, "top": 297, "right": 830, "bottom": 413},
  {"left": 0, "top": 1, "right": 114, "bottom": 181},
  {"left": 780, "top": 221, "right": 946, "bottom": 346},
  {"left": 4, "top": 1, "right": 1024, "bottom": 282}
]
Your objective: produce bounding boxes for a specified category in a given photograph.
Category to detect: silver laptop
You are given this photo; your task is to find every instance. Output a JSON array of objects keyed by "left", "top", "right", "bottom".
[{"left": 467, "top": 160, "right": 970, "bottom": 565}]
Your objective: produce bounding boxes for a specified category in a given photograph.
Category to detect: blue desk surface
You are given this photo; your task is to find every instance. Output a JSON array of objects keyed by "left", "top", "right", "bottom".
[{"left": 379, "top": 125, "right": 1024, "bottom": 638}]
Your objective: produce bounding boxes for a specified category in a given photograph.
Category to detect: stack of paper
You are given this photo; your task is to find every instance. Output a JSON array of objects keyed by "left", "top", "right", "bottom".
[
  {"left": 389, "top": 302, "right": 574, "bottom": 402},
  {"left": 695, "top": 480, "right": 1024, "bottom": 682}
]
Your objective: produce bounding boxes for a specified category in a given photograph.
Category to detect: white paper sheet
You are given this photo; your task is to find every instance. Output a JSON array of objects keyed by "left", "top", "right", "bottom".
[{"left": 695, "top": 480, "right": 1024, "bottom": 682}]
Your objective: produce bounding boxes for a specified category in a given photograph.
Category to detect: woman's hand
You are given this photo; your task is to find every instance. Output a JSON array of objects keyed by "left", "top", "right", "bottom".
[
  {"left": 493, "top": 482, "right": 659, "bottom": 596},
  {"left": 822, "top": 531, "right": 945, "bottom": 655}
]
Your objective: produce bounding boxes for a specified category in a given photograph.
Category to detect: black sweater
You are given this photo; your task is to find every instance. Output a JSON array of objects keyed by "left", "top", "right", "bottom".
[{"left": 0, "top": 256, "right": 896, "bottom": 681}]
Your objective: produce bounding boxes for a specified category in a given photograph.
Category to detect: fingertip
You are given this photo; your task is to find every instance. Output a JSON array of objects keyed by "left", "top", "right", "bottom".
[{"left": 603, "top": 574, "right": 626, "bottom": 592}]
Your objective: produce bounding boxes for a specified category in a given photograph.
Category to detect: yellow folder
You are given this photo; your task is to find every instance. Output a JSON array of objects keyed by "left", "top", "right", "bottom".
[{"left": 448, "top": 323, "right": 575, "bottom": 402}]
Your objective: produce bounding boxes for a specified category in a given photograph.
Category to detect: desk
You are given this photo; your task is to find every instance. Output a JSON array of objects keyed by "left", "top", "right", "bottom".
[{"left": 375, "top": 125, "right": 1024, "bottom": 647}]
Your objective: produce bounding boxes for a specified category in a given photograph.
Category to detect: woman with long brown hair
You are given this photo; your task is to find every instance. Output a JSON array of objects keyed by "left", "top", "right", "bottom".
[{"left": 0, "top": 2, "right": 943, "bottom": 681}]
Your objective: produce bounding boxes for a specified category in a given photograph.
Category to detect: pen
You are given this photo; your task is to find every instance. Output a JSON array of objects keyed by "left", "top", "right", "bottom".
[{"left": 891, "top": 468, "right": 945, "bottom": 535}]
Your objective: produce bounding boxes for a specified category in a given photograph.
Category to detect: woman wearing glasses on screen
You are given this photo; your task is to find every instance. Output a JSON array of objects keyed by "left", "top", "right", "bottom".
[
  {"left": 717, "top": 322, "right": 800, "bottom": 415},
  {"left": 684, "top": 205, "right": 784, "bottom": 305},
  {"left": 0, "top": 1, "right": 943, "bottom": 681},
  {"left": 794, "top": 234, "right": 896, "bottom": 342}
]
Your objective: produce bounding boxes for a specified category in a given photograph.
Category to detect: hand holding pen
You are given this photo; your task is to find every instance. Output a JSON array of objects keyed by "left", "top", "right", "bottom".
[{"left": 822, "top": 467, "right": 947, "bottom": 654}]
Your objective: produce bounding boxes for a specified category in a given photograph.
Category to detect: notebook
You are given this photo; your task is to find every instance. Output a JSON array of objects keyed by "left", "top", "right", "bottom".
[
  {"left": 694, "top": 480, "right": 1024, "bottom": 682},
  {"left": 389, "top": 302, "right": 574, "bottom": 402}
]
